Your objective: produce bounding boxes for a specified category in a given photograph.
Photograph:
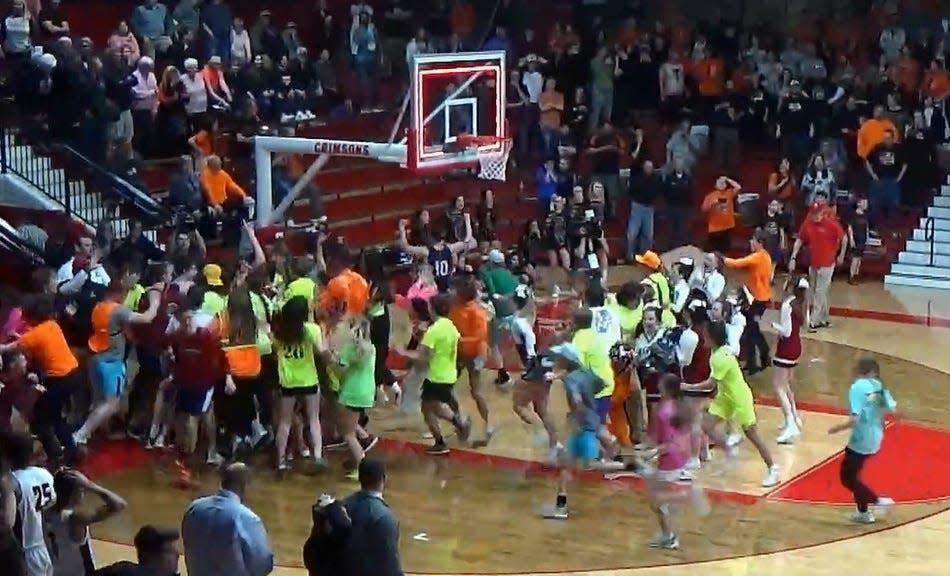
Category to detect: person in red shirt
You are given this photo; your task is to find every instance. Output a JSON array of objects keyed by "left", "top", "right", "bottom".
[{"left": 788, "top": 203, "right": 846, "bottom": 331}]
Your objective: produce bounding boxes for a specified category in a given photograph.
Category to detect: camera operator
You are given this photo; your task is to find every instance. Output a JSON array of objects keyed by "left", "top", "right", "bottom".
[
  {"left": 303, "top": 494, "right": 351, "bottom": 576},
  {"left": 543, "top": 194, "right": 570, "bottom": 270},
  {"left": 566, "top": 184, "right": 608, "bottom": 279}
]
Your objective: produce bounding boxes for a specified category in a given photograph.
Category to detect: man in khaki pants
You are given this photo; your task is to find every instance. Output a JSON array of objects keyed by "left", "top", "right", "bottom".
[{"left": 788, "top": 198, "right": 847, "bottom": 330}]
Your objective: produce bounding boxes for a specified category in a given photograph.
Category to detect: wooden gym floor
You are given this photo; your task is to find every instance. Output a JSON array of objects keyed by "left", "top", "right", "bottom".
[{"left": 84, "top": 271, "right": 950, "bottom": 576}]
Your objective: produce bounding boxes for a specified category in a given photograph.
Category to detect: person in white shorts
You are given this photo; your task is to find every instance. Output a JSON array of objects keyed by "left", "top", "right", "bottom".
[{"left": 6, "top": 432, "right": 55, "bottom": 576}]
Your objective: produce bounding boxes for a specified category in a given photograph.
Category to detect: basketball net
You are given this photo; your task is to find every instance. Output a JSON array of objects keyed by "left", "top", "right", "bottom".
[{"left": 457, "top": 134, "right": 513, "bottom": 181}]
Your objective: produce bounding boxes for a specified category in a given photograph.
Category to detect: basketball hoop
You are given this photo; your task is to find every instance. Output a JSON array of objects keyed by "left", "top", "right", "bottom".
[{"left": 456, "top": 134, "right": 513, "bottom": 181}]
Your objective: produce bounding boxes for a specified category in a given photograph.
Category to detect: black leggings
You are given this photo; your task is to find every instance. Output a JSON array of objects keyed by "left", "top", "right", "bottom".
[
  {"left": 370, "top": 309, "right": 394, "bottom": 387},
  {"left": 128, "top": 348, "right": 163, "bottom": 422},
  {"left": 31, "top": 369, "right": 82, "bottom": 465},
  {"left": 742, "top": 300, "right": 771, "bottom": 368},
  {"left": 840, "top": 447, "right": 878, "bottom": 513},
  {"left": 218, "top": 375, "right": 262, "bottom": 439}
]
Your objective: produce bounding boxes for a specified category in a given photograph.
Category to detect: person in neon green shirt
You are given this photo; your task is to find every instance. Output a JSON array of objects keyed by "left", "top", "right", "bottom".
[
  {"left": 272, "top": 295, "right": 328, "bottom": 475},
  {"left": 201, "top": 264, "right": 228, "bottom": 315},
  {"left": 331, "top": 316, "right": 380, "bottom": 479},
  {"left": 682, "top": 320, "right": 779, "bottom": 488},
  {"left": 571, "top": 307, "right": 618, "bottom": 461},
  {"left": 401, "top": 294, "right": 471, "bottom": 456}
]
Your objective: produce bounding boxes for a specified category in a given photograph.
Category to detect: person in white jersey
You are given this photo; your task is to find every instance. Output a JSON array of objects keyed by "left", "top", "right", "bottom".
[
  {"left": 585, "top": 282, "right": 622, "bottom": 348},
  {"left": 6, "top": 431, "right": 55, "bottom": 576},
  {"left": 46, "top": 469, "right": 127, "bottom": 576}
]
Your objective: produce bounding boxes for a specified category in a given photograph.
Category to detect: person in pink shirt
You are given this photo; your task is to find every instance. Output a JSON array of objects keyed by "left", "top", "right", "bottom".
[
  {"left": 395, "top": 264, "right": 438, "bottom": 311},
  {"left": 646, "top": 374, "right": 709, "bottom": 550}
]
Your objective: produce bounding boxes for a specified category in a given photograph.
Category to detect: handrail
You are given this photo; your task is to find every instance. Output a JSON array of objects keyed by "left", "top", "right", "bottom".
[
  {"left": 925, "top": 216, "right": 936, "bottom": 266},
  {"left": 0, "top": 218, "right": 45, "bottom": 266}
]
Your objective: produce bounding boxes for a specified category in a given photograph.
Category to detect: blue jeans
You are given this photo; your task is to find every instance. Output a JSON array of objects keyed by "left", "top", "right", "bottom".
[
  {"left": 869, "top": 177, "right": 901, "bottom": 229},
  {"left": 626, "top": 202, "right": 654, "bottom": 258}
]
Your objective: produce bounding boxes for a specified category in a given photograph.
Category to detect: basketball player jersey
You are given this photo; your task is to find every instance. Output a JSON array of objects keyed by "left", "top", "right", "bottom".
[
  {"left": 13, "top": 466, "right": 55, "bottom": 576},
  {"left": 45, "top": 510, "right": 94, "bottom": 576},
  {"left": 428, "top": 245, "right": 453, "bottom": 292},
  {"left": 589, "top": 306, "right": 622, "bottom": 348}
]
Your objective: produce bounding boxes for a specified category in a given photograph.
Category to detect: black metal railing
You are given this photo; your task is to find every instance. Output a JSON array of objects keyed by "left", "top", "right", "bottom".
[
  {"left": 0, "top": 217, "right": 46, "bottom": 266},
  {"left": 925, "top": 216, "right": 937, "bottom": 266}
]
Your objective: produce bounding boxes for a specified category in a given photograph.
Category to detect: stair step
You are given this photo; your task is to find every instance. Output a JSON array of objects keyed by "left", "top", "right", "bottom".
[
  {"left": 885, "top": 274, "right": 950, "bottom": 290},
  {"left": 889, "top": 263, "right": 950, "bottom": 279},
  {"left": 911, "top": 229, "right": 950, "bottom": 243},
  {"left": 898, "top": 251, "right": 950, "bottom": 267},
  {"left": 942, "top": 184, "right": 950, "bottom": 196},
  {"left": 904, "top": 239, "right": 950, "bottom": 256},
  {"left": 927, "top": 206, "right": 950, "bottom": 219},
  {"left": 919, "top": 217, "right": 950, "bottom": 231},
  {"left": 934, "top": 195, "right": 950, "bottom": 208}
]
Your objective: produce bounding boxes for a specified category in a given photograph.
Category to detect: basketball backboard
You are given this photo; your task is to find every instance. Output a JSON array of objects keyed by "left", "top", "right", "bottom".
[{"left": 407, "top": 51, "right": 507, "bottom": 174}]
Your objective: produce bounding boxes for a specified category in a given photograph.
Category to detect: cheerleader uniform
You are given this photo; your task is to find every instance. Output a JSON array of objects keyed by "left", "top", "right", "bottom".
[
  {"left": 772, "top": 297, "right": 803, "bottom": 368},
  {"left": 634, "top": 328, "right": 678, "bottom": 403},
  {"left": 681, "top": 327, "right": 711, "bottom": 397}
]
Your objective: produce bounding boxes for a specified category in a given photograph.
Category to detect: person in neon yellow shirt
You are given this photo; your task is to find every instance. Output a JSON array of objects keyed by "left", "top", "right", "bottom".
[
  {"left": 682, "top": 320, "right": 780, "bottom": 488},
  {"left": 571, "top": 307, "right": 618, "bottom": 461},
  {"left": 401, "top": 294, "right": 472, "bottom": 456},
  {"left": 271, "top": 295, "right": 328, "bottom": 475}
]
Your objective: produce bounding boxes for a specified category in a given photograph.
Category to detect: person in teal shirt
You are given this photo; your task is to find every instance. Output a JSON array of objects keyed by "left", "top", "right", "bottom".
[
  {"left": 829, "top": 356, "right": 897, "bottom": 524},
  {"left": 333, "top": 316, "right": 380, "bottom": 479},
  {"left": 481, "top": 249, "right": 519, "bottom": 385}
]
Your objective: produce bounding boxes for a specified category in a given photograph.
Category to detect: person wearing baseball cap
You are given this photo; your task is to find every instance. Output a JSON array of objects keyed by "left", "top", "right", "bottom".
[
  {"left": 635, "top": 250, "right": 671, "bottom": 319},
  {"left": 201, "top": 263, "right": 227, "bottom": 315}
]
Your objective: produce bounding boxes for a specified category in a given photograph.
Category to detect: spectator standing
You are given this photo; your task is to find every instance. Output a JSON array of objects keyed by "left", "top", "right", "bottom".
[
  {"left": 350, "top": 12, "right": 378, "bottom": 106},
  {"left": 131, "top": 0, "right": 171, "bottom": 57},
  {"left": 201, "top": 0, "right": 233, "bottom": 63},
  {"left": 776, "top": 80, "right": 814, "bottom": 170},
  {"left": 104, "top": 51, "right": 137, "bottom": 150},
  {"left": 711, "top": 96, "right": 742, "bottom": 174},
  {"left": 665, "top": 119, "right": 699, "bottom": 173},
  {"left": 181, "top": 58, "right": 209, "bottom": 128},
  {"left": 625, "top": 159, "right": 661, "bottom": 259},
  {"left": 534, "top": 158, "right": 558, "bottom": 216},
  {"left": 343, "top": 459, "right": 403, "bottom": 576},
  {"left": 857, "top": 105, "right": 899, "bottom": 160},
  {"left": 767, "top": 157, "right": 798, "bottom": 211},
  {"left": 38, "top": 0, "right": 70, "bottom": 40},
  {"left": 658, "top": 50, "right": 686, "bottom": 120},
  {"left": 156, "top": 66, "right": 188, "bottom": 157},
  {"left": 701, "top": 176, "right": 741, "bottom": 253},
  {"left": 93, "top": 525, "right": 180, "bottom": 576},
  {"left": 108, "top": 21, "right": 142, "bottom": 67},
  {"left": 172, "top": 0, "right": 201, "bottom": 37},
  {"left": 879, "top": 21, "right": 906, "bottom": 65},
  {"left": 249, "top": 10, "right": 284, "bottom": 63},
  {"left": 663, "top": 157, "right": 694, "bottom": 248},
  {"left": 588, "top": 122, "right": 622, "bottom": 220},
  {"left": 801, "top": 154, "right": 837, "bottom": 206},
  {"left": 130, "top": 57, "right": 159, "bottom": 157},
  {"left": 588, "top": 46, "right": 614, "bottom": 131},
  {"left": 56, "top": 235, "right": 111, "bottom": 295},
  {"left": 230, "top": 18, "right": 252, "bottom": 66},
  {"left": 282, "top": 22, "right": 303, "bottom": 58},
  {"left": 182, "top": 463, "right": 273, "bottom": 576},
  {"left": 520, "top": 58, "right": 543, "bottom": 155},
  {"left": 864, "top": 129, "right": 906, "bottom": 233},
  {"left": 202, "top": 56, "right": 233, "bottom": 110},
  {"left": 789, "top": 205, "right": 846, "bottom": 331},
  {"left": 538, "top": 78, "right": 563, "bottom": 159}
]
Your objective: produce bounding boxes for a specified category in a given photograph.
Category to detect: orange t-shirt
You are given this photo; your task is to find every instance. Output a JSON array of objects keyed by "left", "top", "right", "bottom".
[
  {"left": 768, "top": 171, "right": 798, "bottom": 201},
  {"left": 692, "top": 57, "right": 725, "bottom": 97},
  {"left": 191, "top": 130, "right": 214, "bottom": 157},
  {"left": 923, "top": 70, "right": 950, "bottom": 100},
  {"left": 724, "top": 249, "right": 772, "bottom": 302},
  {"left": 200, "top": 167, "right": 245, "bottom": 207},
  {"left": 702, "top": 188, "right": 738, "bottom": 233},
  {"left": 449, "top": 300, "right": 488, "bottom": 359},
  {"left": 321, "top": 269, "right": 369, "bottom": 317},
  {"left": 857, "top": 118, "right": 898, "bottom": 158},
  {"left": 88, "top": 301, "right": 120, "bottom": 354},
  {"left": 539, "top": 90, "right": 564, "bottom": 130},
  {"left": 224, "top": 344, "right": 262, "bottom": 378},
  {"left": 18, "top": 320, "right": 79, "bottom": 377}
]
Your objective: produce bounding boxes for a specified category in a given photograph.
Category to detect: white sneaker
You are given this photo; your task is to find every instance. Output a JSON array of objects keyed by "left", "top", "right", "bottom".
[
  {"left": 294, "top": 111, "right": 306, "bottom": 122},
  {"left": 795, "top": 416, "right": 804, "bottom": 429},
  {"left": 685, "top": 457, "right": 701, "bottom": 470},
  {"left": 648, "top": 532, "right": 679, "bottom": 549},
  {"left": 206, "top": 451, "right": 225, "bottom": 465},
  {"left": 72, "top": 430, "right": 88, "bottom": 447},
  {"left": 874, "top": 496, "right": 895, "bottom": 515},
  {"left": 542, "top": 504, "right": 569, "bottom": 519},
  {"left": 761, "top": 464, "right": 781, "bottom": 488},
  {"left": 280, "top": 113, "right": 295, "bottom": 124},
  {"left": 852, "top": 510, "right": 876, "bottom": 524},
  {"left": 777, "top": 425, "right": 801, "bottom": 445},
  {"left": 547, "top": 443, "right": 564, "bottom": 465},
  {"left": 390, "top": 382, "right": 402, "bottom": 404},
  {"left": 726, "top": 433, "right": 743, "bottom": 447},
  {"left": 678, "top": 469, "right": 694, "bottom": 482},
  {"left": 154, "top": 434, "right": 166, "bottom": 449}
]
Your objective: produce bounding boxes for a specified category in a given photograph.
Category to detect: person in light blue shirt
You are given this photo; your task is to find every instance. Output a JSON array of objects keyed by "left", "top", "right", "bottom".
[
  {"left": 829, "top": 356, "right": 897, "bottom": 524},
  {"left": 182, "top": 463, "right": 274, "bottom": 576}
]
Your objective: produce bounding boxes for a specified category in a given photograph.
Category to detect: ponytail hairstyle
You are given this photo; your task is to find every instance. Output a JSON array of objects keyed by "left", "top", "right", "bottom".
[
  {"left": 226, "top": 285, "right": 257, "bottom": 346},
  {"left": 273, "top": 295, "right": 309, "bottom": 345}
]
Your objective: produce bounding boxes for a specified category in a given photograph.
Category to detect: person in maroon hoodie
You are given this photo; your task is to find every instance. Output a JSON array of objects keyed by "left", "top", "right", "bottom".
[
  {"left": 129, "top": 262, "right": 174, "bottom": 446},
  {"left": 167, "top": 285, "right": 226, "bottom": 485}
]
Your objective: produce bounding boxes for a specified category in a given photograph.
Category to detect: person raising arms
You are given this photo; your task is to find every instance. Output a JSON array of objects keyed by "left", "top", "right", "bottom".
[
  {"left": 398, "top": 214, "right": 475, "bottom": 293},
  {"left": 722, "top": 229, "right": 773, "bottom": 374}
]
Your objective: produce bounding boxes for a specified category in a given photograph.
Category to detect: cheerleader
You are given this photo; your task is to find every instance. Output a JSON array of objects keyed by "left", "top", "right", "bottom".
[
  {"left": 679, "top": 300, "right": 711, "bottom": 469},
  {"left": 693, "top": 253, "right": 726, "bottom": 303},
  {"left": 670, "top": 258, "right": 695, "bottom": 315},
  {"left": 773, "top": 277, "right": 808, "bottom": 444},
  {"left": 631, "top": 306, "right": 671, "bottom": 434}
]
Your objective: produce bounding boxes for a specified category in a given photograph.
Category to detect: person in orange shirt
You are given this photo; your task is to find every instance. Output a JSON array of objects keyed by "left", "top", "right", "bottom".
[
  {"left": 691, "top": 50, "right": 725, "bottom": 103},
  {"left": 320, "top": 244, "right": 370, "bottom": 320},
  {"left": 723, "top": 229, "right": 773, "bottom": 374},
  {"left": 187, "top": 117, "right": 218, "bottom": 166},
  {"left": 856, "top": 105, "right": 899, "bottom": 158},
  {"left": 200, "top": 155, "right": 253, "bottom": 215},
  {"left": 0, "top": 295, "right": 81, "bottom": 465},
  {"left": 538, "top": 78, "right": 564, "bottom": 156},
  {"left": 767, "top": 157, "right": 799, "bottom": 207},
  {"left": 448, "top": 277, "right": 491, "bottom": 444},
  {"left": 201, "top": 55, "right": 232, "bottom": 109},
  {"left": 892, "top": 46, "right": 921, "bottom": 96},
  {"left": 701, "top": 176, "right": 742, "bottom": 253},
  {"left": 220, "top": 286, "right": 264, "bottom": 456}
]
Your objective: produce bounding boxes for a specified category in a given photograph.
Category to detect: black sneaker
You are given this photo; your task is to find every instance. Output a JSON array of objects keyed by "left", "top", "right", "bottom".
[
  {"left": 494, "top": 370, "right": 511, "bottom": 386},
  {"left": 425, "top": 443, "right": 450, "bottom": 456}
]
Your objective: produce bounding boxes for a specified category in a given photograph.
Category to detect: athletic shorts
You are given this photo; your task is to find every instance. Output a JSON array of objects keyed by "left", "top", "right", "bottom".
[
  {"left": 595, "top": 396, "right": 611, "bottom": 423},
  {"left": 708, "top": 395, "right": 756, "bottom": 429},
  {"left": 421, "top": 380, "right": 456, "bottom": 404},
  {"left": 568, "top": 430, "right": 599, "bottom": 464},
  {"left": 176, "top": 386, "right": 215, "bottom": 416},
  {"left": 24, "top": 544, "right": 53, "bottom": 576},
  {"left": 93, "top": 358, "right": 127, "bottom": 399},
  {"left": 280, "top": 385, "right": 319, "bottom": 397},
  {"left": 772, "top": 357, "right": 799, "bottom": 369}
]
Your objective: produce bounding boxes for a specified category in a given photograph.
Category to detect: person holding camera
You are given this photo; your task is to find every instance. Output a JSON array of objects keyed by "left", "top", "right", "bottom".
[{"left": 701, "top": 176, "right": 742, "bottom": 253}]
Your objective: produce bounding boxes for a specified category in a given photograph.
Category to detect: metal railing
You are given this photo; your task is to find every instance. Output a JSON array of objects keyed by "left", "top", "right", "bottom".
[
  {"left": 0, "top": 217, "right": 46, "bottom": 266},
  {"left": 924, "top": 216, "right": 937, "bottom": 266}
]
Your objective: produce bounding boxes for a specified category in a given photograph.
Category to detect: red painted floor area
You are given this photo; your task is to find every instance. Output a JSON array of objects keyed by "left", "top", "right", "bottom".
[{"left": 769, "top": 422, "right": 950, "bottom": 505}]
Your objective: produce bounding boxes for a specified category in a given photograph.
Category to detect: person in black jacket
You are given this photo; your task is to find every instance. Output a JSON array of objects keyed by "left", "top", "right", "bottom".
[
  {"left": 663, "top": 157, "right": 694, "bottom": 248},
  {"left": 303, "top": 495, "right": 352, "bottom": 576},
  {"left": 342, "top": 459, "right": 403, "bottom": 576}
]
